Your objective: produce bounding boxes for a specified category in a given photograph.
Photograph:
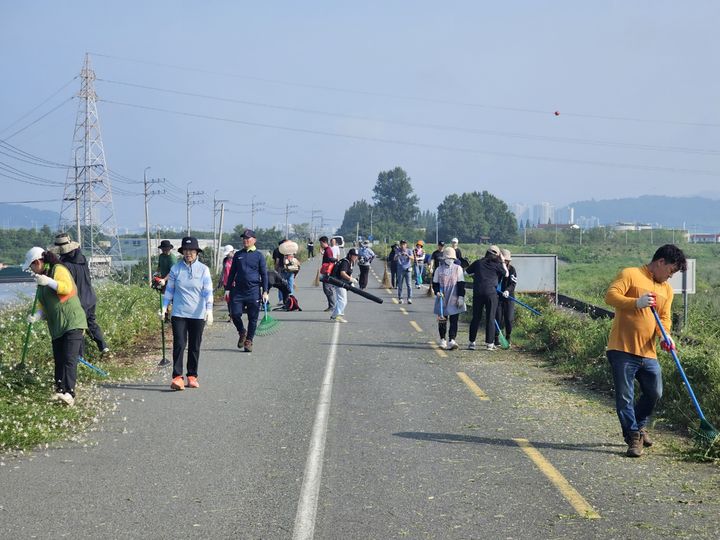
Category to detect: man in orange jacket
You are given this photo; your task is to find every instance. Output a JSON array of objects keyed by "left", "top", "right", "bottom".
[{"left": 605, "top": 244, "right": 686, "bottom": 457}]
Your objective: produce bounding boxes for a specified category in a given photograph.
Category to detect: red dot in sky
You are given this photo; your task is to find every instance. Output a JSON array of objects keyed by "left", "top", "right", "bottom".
[{"left": 554, "top": 111, "right": 560, "bottom": 116}]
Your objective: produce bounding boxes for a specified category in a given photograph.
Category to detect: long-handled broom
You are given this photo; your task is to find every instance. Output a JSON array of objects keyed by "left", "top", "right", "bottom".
[
  {"left": 17, "top": 288, "right": 40, "bottom": 370},
  {"left": 494, "top": 319, "right": 510, "bottom": 349},
  {"left": 651, "top": 307, "right": 718, "bottom": 444},
  {"left": 156, "top": 289, "right": 170, "bottom": 367}
]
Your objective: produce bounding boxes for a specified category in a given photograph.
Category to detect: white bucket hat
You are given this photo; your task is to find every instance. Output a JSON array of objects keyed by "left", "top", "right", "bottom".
[{"left": 222, "top": 244, "right": 235, "bottom": 256}]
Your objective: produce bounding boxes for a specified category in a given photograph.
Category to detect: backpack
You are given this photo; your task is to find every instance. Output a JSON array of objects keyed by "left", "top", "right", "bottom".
[{"left": 284, "top": 294, "right": 302, "bottom": 311}]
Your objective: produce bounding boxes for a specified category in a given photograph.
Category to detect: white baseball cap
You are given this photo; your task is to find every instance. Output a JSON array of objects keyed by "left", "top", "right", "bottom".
[
  {"left": 22, "top": 246, "right": 45, "bottom": 271},
  {"left": 222, "top": 244, "right": 235, "bottom": 256},
  {"left": 451, "top": 237, "right": 459, "bottom": 244}
]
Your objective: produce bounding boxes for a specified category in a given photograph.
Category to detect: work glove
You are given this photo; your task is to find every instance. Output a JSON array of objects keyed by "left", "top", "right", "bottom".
[
  {"left": 261, "top": 291, "right": 269, "bottom": 304},
  {"left": 635, "top": 292, "right": 656, "bottom": 309},
  {"left": 457, "top": 297, "right": 466, "bottom": 309},
  {"left": 27, "top": 310, "right": 44, "bottom": 324},
  {"left": 349, "top": 277, "right": 358, "bottom": 287},
  {"left": 661, "top": 336, "right": 675, "bottom": 352},
  {"left": 158, "top": 278, "right": 166, "bottom": 287},
  {"left": 159, "top": 306, "right": 168, "bottom": 320},
  {"left": 205, "top": 310, "right": 214, "bottom": 326},
  {"left": 224, "top": 291, "right": 230, "bottom": 302},
  {"left": 34, "top": 274, "right": 58, "bottom": 290},
  {"left": 435, "top": 291, "right": 444, "bottom": 298},
  {"left": 502, "top": 290, "right": 510, "bottom": 299}
]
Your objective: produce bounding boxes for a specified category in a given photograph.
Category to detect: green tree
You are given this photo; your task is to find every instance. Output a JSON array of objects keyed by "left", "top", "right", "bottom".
[
  {"left": 337, "top": 200, "right": 372, "bottom": 239},
  {"left": 437, "top": 191, "right": 517, "bottom": 244},
  {"left": 372, "top": 167, "right": 419, "bottom": 226}
]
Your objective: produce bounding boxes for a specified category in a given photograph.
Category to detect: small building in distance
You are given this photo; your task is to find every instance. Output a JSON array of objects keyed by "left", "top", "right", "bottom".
[{"left": 689, "top": 233, "right": 720, "bottom": 243}]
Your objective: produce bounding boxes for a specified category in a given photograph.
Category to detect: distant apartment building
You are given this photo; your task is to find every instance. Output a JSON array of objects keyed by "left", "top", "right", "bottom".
[
  {"left": 510, "top": 203, "right": 530, "bottom": 226},
  {"left": 612, "top": 222, "right": 652, "bottom": 231},
  {"left": 533, "top": 202, "right": 555, "bottom": 225}
]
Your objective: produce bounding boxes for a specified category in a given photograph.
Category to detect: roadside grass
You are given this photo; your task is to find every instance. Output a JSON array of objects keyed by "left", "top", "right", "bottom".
[{"left": 0, "top": 283, "right": 162, "bottom": 453}]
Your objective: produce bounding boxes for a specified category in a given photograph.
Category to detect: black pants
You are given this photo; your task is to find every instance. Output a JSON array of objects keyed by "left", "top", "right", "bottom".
[
  {"left": 469, "top": 292, "right": 498, "bottom": 344},
  {"left": 171, "top": 317, "right": 205, "bottom": 379},
  {"left": 495, "top": 298, "right": 515, "bottom": 343},
  {"left": 322, "top": 280, "right": 335, "bottom": 309},
  {"left": 230, "top": 297, "right": 261, "bottom": 341},
  {"left": 359, "top": 265, "right": 370, "bottom": 290},
  {"left": 308, "top": 247, "right": 314, "bottom": 258},
  {"left": 390, "top": 263, "right": 398, "bottom": 288},
  {"left": 84, "top": 304, "right": 107, "bottom": 352},
  {"left": 438, "top": 313, "right": 459, "bottom": 340},
  {"left": 51, "top": 329, "right": 83, "bottom": 396}
]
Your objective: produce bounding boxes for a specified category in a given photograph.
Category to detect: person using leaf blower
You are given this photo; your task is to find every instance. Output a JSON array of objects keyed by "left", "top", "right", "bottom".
[
  {"left": 224, "top": 229, "right": 269, "bottom": 352},
  {"left": 494, "top": 248, "right": 517, "bottom": 347},
  {"left": 605, "top": 244, "right": 686, "bottom": 457},
  {"left": 319, "top": 236, "right": 337, "bottom": 312},
  {"left": 432, "top": 246, "right": 466, "bottom": 350},
  {"left": 330, "top": 248, "right": 359, "bottom": 323},
  {"left": 23, "top": 247, "right": 88, "bottom": 406},
  {"left": 465, "top": 245, "right": 508, "bottom": 351},
  {"left": 162, "top": 237, "right": 214, "bottom": 390}
]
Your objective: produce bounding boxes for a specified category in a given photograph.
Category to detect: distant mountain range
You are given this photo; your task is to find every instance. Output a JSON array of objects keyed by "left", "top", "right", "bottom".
[
  {"left": 0, "top": 203, "right": 59, "bottom": 229},
  {"left": 561, "top": 196, "right": 720, "bottom": 231}
]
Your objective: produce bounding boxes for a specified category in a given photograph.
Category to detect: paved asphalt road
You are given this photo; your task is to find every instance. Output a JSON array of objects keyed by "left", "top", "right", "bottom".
[{"left": 1, "top": 258, "right": 719, "bottom": 539}]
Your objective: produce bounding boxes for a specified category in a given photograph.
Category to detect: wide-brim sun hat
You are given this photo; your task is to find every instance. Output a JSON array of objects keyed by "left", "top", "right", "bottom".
[
  {"left": 23, "top": 246, "right": 45, "bottom": 271},
  {"left": 222, "top": 244, "right": 235, "bottom": 256},
  {"left": 501, "top": 248, "right": 511, "bottom": 261},
  {"left": 52, "top": 233, "right": 80, "bottom": 255},
  {"left": 488, "top": 245, "right": 501, "bottom": 256},
  {"left": 159, "top": 240, "right": 174, "bottom": 250},
  {"left": 178, "top": 236, "right": 203, "bottom": 253},
  {"left": 442, "top": 246, "right": 456, "bottom": 260},
  {"left": 279, "top": 241, "right": 299, "bottom": 256}
]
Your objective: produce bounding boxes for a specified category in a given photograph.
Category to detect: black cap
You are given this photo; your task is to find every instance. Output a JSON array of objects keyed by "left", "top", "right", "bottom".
[
  {"left": 347, "top": 248, "right": 358, "bottom": 257},
  {"left": 438, "top": 241, "right": 445, "bottom": 246},
  {"left": 241, "top": 229, "right": 256, "bottom": 239},
  {"left": 400, "top": 239, "right": 407, "bottom": 244},
  {"left": 178, "top": 236, "right": 202, "bottom": 253},
  {"left": 159, "top": 239, "right": 173, "bottom": 249}
]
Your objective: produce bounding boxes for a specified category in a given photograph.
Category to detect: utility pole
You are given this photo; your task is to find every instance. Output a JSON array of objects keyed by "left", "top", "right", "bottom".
[
  {"left": 216, "top": 202, "right": 225, "bottom": 273},
  {"left": 251, "top": 196, "right": 265, "bottom": 230},
  {"left": 213, "top": 192, "right": 228, "bottom": 268},
  {"left": 311, "top": 209, "right": 322, "bottom": 240},
  {"left": 143, "top": 168, "right": 166, "bottom": 285},
  {"left": 185, "top": 181, "right": 205, "bottom": 236},
  {"left": 284, "top": 202, "right": 298, "bottom": 238},
  {"left": 370, "top": 206, "right": 374, "bottom": 240}
]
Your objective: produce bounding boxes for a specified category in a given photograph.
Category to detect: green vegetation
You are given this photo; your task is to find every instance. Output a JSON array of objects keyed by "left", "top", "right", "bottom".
[{"left": 0, "top": 283, "right": 160, "bottom": 451}]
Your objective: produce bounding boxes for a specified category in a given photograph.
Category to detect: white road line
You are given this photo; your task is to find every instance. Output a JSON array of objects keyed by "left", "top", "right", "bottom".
[{"left": 292, "top": 322, "right": 341, "bottom": 540}]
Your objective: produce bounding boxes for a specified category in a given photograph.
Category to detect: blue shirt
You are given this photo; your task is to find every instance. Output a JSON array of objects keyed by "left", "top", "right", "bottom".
[
  {"left": 225, "top": 248, "right": 269, "bottom": 300},
  {"left": 163, "top": 259, "right": 213, "bottom": 318}
]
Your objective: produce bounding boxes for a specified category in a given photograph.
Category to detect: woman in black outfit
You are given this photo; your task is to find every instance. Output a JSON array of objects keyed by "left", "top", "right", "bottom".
[{"left": 465, "top": 246, "right": 507, "bottom": 350}]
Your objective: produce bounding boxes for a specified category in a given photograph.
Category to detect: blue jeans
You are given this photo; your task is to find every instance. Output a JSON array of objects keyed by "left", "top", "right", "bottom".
[
  {"left": 607, "top": 350, "right": 663, "bottom": 439},
  {"left": 397, "top": 268, "right": 412, "bottom": 299}
]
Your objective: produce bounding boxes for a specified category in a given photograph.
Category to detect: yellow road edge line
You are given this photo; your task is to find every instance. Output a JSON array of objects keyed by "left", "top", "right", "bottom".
[
  {"left": 385, "top": 288, "right": 393, "bottom": 295},
  {"left": 456, "top": 372, "right": 490, "bottom": 401},
  {"left": 409, "top": 320, "right": 422, "bottom": 332},
  {"left": 400, "top": 307, "right": 408, "bottom": 315},
  {"left": 391, "top": 297, "right": 399, "bottom": 304},
  {"left": 512, "top": 438, "right": 601, "bottom": 520},
  {"left": 428, "top": 340, "right": 448, "bottom": 358}
]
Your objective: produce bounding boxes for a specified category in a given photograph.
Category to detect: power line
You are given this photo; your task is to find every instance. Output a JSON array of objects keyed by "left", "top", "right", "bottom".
[
  {"left": 96, "top": 77, "right": 720, "bottom": 155},
  {"left": 0, "top": 77, "right": 78, "bottom": 135},
  {"left": 89, "top": 52, "right": 720, "bottom": 128},
  {"left": 4, "top": 97, "right": 75, "bottom": 140},
  {"left": 99, "top": 98, "right": 720, "bottom": 179}
]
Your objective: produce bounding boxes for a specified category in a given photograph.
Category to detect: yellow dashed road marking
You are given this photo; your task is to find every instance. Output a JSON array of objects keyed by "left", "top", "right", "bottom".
[
  {"left": 456, "top": 372, "right": 490, "bottom": 401},
  {"left": 409, "top": 320, "right": 422, "bottom": 332},
  {"left": 513, "top": 438, "right": 601, "bottom": 519},
  {"left": 391, "top": 298, "right": 399, "bottom": 304},
  {"left": 400, "top": 307, "right": 408, "bottom": 315},
  {"left": 429, "top": 340, "right": 448, "bottom": 358},
  {"left": 385, "top": 288, "right": 393, "bottom": 295}
]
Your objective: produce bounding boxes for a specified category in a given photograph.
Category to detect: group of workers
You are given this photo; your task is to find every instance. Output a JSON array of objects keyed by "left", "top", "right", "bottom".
[{"left": 22, "top": 230, "right": 687, "bottom": 459}]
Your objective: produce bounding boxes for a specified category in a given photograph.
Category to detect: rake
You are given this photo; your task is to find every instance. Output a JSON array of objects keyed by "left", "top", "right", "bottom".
[
  {"left": 78, "top": 356, "right": 109, "bottom": 377},
  {"left": 255, "top": 301, "right": 280, "bottom": 336},
  {"left": 17, "top": 288, "right": 40, "bottom": 370},
  {"left": 651, "top": 307, "right": 718, "bottom": 445}
]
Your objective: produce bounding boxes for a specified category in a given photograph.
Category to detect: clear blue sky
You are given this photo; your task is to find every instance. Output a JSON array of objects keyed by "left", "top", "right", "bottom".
[{"left": 2, "top": 1, "right": 719, "bottom": 232}]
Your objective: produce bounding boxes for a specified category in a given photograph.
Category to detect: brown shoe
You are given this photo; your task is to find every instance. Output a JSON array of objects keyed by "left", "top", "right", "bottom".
[
  {"left": 639, "top": 428, "right": 653, "bottom": 447},
  {"left": 244, "top": 339, "right": 253, "bottom": 352},
  {"left": 237, "top": 330, "right": 247, "bottom": 349},
  {"left": 626, "top": 431, "right": 643, "bottom": 457}
]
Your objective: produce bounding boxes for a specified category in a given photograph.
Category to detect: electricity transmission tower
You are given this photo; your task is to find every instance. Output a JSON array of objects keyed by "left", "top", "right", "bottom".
[{"left": 59, "top": 53, "right": 123, "bottom": 277}]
